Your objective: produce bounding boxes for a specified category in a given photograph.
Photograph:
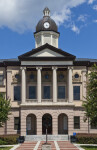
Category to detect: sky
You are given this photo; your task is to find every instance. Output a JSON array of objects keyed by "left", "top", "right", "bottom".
[{"left": 0, "top": 0, "right": 97, "bottom": 59}]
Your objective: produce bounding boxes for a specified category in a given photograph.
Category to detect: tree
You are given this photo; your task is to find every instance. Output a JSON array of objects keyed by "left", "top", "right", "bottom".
[
  {"left": 0, "top": 93, "right": 11, "bottom": 127},
  {"left": 83, "top": 64, "right": 97, "bottom": 127}
]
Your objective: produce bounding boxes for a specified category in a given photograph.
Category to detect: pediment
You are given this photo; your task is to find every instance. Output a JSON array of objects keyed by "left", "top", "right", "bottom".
[
  {"left": 30, "top": 48, "right": 64, "bottom": 57},
  {"left": 18, "top": 43, "right": 76, "bottom": 60}
]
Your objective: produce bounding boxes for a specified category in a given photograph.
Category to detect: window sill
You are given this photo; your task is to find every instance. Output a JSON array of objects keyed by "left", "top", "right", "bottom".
[
  {"left": 58, "top": 99, "right": 67, "bottom": 102},
  {"left": 0, "top": 85, "right": 5, "bottom": 87},
  {"left": 42, "top": 99, "right": 53, "bottom": 102},
  {"left": 26, "top": 99, "right": 37, "bottom": 101}
]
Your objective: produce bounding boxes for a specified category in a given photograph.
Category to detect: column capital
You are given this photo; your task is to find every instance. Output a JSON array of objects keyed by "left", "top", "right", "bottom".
[
  {"left": 52, "top": 66, "right": 58, "bottom": 70},
  {"left": 36, "top": 67, "right": 42, "bottom": 70},
  {"left": 81, "top": 69, "right": 87, "bottom": 73},
  {"left": 68, "top": 66, "right": 73, "bottom": 70},
  {"left": 20, "top": 67, "right": 26, "bottom": 71}
]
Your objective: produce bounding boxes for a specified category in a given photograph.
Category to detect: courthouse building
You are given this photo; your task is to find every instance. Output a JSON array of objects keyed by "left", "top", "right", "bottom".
[{"left": 0, "top": 8, "right": 97, "bottom": 139}]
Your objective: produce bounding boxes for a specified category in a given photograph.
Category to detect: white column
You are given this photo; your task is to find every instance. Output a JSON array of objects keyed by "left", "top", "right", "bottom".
[
  {"left": 21, "top": 67, "right": 26, "bottom": 104},
  {"left": 37, "top": 67, "right": 42, "bottom": 103},
  {"left": 68, "top": 67, "right": 73, "bottom": 103},
  {"left": 52, "top": 67, "right": 57, "bottom": 103},
  {"left": 82, "top": 69, "right": 87, "bottom": 100}
]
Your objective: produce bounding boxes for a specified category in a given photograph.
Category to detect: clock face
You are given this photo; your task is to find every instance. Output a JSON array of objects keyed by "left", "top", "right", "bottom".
[{"left": 44, "top": 22, "right": 50, "bottom": 29}]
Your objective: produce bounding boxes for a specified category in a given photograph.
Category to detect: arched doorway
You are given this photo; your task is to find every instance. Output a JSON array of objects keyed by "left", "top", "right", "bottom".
[
  {"left": 58, "top": 113, "right": 68, "bottom": 134},
  {"left": 42, "top": 114, "right": 52, "bottom": 135},
  {"left": 26, "top": 114, "right": 36, "bottom": 135}
]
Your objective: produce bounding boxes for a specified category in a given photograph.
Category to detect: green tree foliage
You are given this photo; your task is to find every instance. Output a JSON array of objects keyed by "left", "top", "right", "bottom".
[
  {"left": 83, "top": 64, "right": 97, "bottom": 126},
  {"left": 0, "top": 93, "right": 11, "bottom": 127}
]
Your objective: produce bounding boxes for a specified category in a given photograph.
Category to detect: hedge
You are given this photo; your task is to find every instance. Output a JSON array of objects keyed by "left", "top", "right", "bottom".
[
  {"left": 76, "top": 133, "right": 97, "bottom": 144},
  {"left": 0, "top": 134, "right": 19, "bottom": 145}
]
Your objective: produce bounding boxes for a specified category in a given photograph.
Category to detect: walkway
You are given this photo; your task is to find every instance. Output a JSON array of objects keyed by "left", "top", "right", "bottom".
[{"left": 16, "top": 141, "right": 80, "bottom": 150}]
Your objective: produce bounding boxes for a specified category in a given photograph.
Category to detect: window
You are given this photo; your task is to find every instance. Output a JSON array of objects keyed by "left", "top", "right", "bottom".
[
  {"left": 14, "top": 86, "right": 21, "bottom": 101},
  {"left": 29, "top": 86, "right": 36, "bottom": 99},
  {"left": 43, "top": 86, "right": 50, "bottom": 99},
  {"left": 14, "top": 117, "right": 20, "bottom": 130},
  {"left": 30, "top": 74, "right": 34, "bottom": 80},
  {"left": 73, "top": 86, "right": 80, "bottom": 100},
  {"left": 45, "top": 74, "right": 49, "bottom": 79},
  {"left": 15, "top": 74, "right": 20, "bottom": 79},
  {"left": 58, "top": 86, "right": 65, "bottom": 99},
  {"left": 74, "top": 116, "right": 80, "bottom": 129},
  {"left": 59, "top": 74, "right": 64, "bottom": 79},
  {"left": 91, "top": 124, "right": 97, "bottom": 129},
  {"left": 0, "top": 75, "right": 4, "bottom": 86},
  {"left": 74, "top": 73, "right": 79, "bottom": 78}
]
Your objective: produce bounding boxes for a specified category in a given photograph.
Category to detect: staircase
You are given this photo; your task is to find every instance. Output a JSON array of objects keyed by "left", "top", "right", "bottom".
[{"left": 25, "top": 135, "right": 69, "bottom": 141}]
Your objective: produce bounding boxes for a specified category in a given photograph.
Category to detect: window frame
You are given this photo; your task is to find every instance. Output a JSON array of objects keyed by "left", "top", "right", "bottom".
[
  {"left": 74, "top": 116, "right": 80, "bottom": 129},
  {"left": 43, "top": 85, "right": 51, "bottom": 99},
  {"left": 28, "top": 86, "right": 37, "bottom": 99},
  {"left": 14, "top": 85, "right": 21, "bottom": 101},
  {"left": 58, "top": 85, "right": 66, "bottom": 99},
  {"left": 73, "top": 86, "right": 80, "bottom": 100},
  {"left": 14, "top": 117, "right": 20, "bottom": 130},
  {"left": 0, "top": 74, "right": 4, "bottom": 86},
  {"left": 91, "top": 124, "right": 97, "bottom": 129}
]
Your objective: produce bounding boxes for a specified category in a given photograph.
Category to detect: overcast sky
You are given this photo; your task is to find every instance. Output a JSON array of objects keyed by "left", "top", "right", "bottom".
[{"left": 0, "top": 0, "right": 97, "bottom": 59}]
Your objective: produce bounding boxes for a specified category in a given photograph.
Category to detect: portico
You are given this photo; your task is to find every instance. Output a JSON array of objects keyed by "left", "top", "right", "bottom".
[{"left": 20, "top": 66, "right": 73, "bottom": 104}]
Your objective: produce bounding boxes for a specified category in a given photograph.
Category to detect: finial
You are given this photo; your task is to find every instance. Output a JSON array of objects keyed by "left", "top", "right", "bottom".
[{"left": 43, "top": 7, "right": 50, "bottom": 17}]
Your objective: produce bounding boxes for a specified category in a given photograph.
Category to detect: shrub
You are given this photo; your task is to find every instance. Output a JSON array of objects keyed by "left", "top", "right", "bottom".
[
  {"left": 0, "top": 134, "right": 19, "bottom": 145},
  {"left": 76, "top": 133, "right": 97, "bottom": 144}
]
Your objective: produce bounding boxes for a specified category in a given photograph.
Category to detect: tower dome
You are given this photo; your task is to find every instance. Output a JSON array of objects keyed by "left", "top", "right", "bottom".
[
  {"left": 34, "top": 8, "right": 60, "bottom": 48},
  {"left": 36, "top": 7, "right": 58, "bottom": 33}
]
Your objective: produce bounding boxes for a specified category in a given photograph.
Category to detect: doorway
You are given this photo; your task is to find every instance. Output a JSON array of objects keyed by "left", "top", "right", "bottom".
[{"left": 42, "top": 114, "right": 52, "bottom": 135}]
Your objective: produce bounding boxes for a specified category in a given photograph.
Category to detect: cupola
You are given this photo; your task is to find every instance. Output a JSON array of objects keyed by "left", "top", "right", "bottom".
[{"left": 34, "top": 8, "right": 60, "bottom": 48}]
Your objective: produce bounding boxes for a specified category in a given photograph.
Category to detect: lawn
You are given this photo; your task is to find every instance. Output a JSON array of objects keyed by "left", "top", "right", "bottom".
[
  {"left": 0, "top": 147, "right": 13, "bottom": 150},
  {"left": 82, "top": 146, "right": 97, "bottom": 150}
]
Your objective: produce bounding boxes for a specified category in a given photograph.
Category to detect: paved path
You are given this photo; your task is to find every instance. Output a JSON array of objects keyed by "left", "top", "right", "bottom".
[{"left": 16, "top": 141, "right": 79, "bottom": 150}]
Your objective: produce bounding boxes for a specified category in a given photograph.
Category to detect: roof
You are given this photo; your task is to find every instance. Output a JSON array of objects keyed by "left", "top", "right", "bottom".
[
  {"left": 18, "top": 43, "right": 76, "bottom": 61},
  {"left": 0, "top": 46, "right": 97, "bottom": 67}
]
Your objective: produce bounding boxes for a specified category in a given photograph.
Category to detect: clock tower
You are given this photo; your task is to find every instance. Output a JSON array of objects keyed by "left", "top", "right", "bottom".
[{"left": 34, "top": 7, "right": 60, "bottom": 48}]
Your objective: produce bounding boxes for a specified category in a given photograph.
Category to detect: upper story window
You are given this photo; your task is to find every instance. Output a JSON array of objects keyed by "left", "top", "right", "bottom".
[
  {"left": 74, "top": 116, "right": 80, "bottom": 129},
  {"left": 73, "top": 86, "right": 80, "bottom": 100},
  {"left": 45, "top": 74, "right": 49, "bottom": 79},
  {"left": 15, "top": 74, "right": 20, "bottom": 80},
  {"left": 58, "top": 72, "right": 66, "bottom": 82},
  {"left": 43, "top": 86, "right": 50, "bottom": 99},
  {"left": 58, "top": 86, "right": 65, "bottom": 99},
  {"left": 29, "top": 86, "right": 36, "bottom": 99},
  {"left": 14, "top": 86, "right": 21, "bottom": 101},
  {"left": 74, "top": 73, "right": 79, "bottom": 79},
  {"left": 30, "top": 74, "right": 34, "bottom": 80},
  {"left": 59, "top": 74, "right": 64, "bottom": 79},
  {"left": 0, "top": 74, "right": 4, "bottom": 86}
]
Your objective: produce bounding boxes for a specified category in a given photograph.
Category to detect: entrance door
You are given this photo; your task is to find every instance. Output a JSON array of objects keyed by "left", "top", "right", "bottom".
[
  {"left": 42, "top": 114, "right": 52, "bottom": 135},
  {"left": 58, "top": 114, "right": 68, "bottom": 134},
  {"left": 26, "top": 114, "right": 36, "bottom": 135}
]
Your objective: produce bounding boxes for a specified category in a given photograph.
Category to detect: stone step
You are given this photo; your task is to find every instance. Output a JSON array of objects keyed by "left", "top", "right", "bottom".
[{"left": 25, "top": 135, "right": 69, "bottom": 141}]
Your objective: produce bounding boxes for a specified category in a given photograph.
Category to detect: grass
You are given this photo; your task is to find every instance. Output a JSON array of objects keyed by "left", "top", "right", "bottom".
[
  {"left": 81, "top": 146, "right": 97, "bottom": 150},
  {"left": 0, "top": 147, "right": 13, "bottom": 150}
]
